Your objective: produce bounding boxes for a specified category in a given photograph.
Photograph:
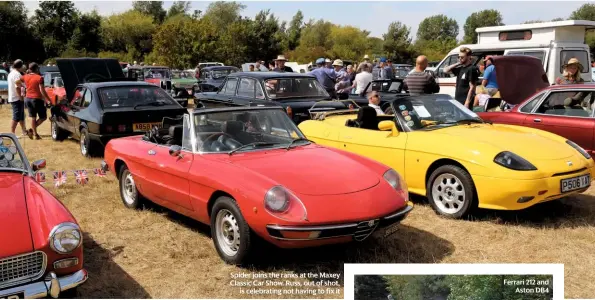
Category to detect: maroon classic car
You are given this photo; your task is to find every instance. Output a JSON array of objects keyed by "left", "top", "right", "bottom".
[
  {"left": 0, "top": 133, "right": 87, "bottom": 298},
  {"left": 478, "top": 56, "right": 595, "bottom": 156}
]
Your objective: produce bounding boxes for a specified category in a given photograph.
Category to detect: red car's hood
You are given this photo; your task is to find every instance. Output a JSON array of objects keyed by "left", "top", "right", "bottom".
[
  {"left": 224, "top": 145, "right": 381, "bottom": 196},
  {"left": 0, "top": 173, "right": 34, "bottom": 257},
  {"left": 493, "top": 55, "right": 550, "bottom": 105}
]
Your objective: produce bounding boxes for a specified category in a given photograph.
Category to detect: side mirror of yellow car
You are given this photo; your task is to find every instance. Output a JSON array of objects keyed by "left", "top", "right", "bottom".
[{"left": 378, "top": 120, "right": 399, "bottom": 136}]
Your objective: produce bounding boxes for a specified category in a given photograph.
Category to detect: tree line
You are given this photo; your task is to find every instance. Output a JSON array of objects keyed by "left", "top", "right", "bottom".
[
  {"left": 354, "top": 274, "right": 554, "bottom": 300},
  {"left": 2, "top": 1, "right": 595, "bottom": 69}
]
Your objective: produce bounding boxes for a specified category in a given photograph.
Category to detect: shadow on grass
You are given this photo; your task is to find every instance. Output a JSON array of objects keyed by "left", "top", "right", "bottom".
[
  {"left": 141, "top": 199, "right": 454, "bottom": 287},
  {"left": 410, "top": 192, "right": 595, "bottom": 229},
  {"left": 77, "top": 232, "right": 151, "bottom": 298}
]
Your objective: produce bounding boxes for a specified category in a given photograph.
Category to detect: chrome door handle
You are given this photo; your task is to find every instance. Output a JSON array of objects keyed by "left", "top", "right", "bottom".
[
  {"left": 148, "top": 150, "right": 156, "bottom": 155},
  {"left": 533, "top": 118, "right": 541, "bottom": 123}
]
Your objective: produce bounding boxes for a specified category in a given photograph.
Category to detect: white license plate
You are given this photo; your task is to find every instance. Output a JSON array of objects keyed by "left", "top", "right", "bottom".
[
  {"left": 561, "top": 174, "right": 591, "bottom": 193},
  {"left": 0, "top": 292, "right": 24, "bottom": 299}
]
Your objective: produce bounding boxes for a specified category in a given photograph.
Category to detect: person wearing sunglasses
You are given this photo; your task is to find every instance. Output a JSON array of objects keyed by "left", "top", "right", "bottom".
[
  {"left": 367, "top": 91, "right": 384, "bottom": 115},
  {"left": 444, "top": 47, "right": 479, "bottom": 109}
]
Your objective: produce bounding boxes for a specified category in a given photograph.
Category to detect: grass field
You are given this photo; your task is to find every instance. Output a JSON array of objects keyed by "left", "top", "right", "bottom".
[{"left": 2, "top": 103, "right": 595, "bottom": 299}]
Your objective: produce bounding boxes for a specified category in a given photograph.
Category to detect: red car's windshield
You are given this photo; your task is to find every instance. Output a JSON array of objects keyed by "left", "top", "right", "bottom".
[
  {"left": 0, "top": 135, "right": 26, "bottom": 171},
  {"left": 194, "top": 109, "right": 308, "bottom": 153}
]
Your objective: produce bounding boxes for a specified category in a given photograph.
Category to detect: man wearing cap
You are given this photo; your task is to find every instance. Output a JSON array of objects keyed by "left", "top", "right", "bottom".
[
  {"left": 310, "top": 58, "right": 337, "bottom": 98},
  {"left": 481, "top": 56, "right": 498, "bottom": 96},
  {"left": 273, "top": 55, "right": 293, "bottom": 72},
  {"left": 333, "top": 60, "right": 350, "bottom": 99},
  {"left": 7, "top": 59, "right": 32, "bottom": 138},
  {"left": 375, "top": 58, "right": 393, "bottom": 80}
]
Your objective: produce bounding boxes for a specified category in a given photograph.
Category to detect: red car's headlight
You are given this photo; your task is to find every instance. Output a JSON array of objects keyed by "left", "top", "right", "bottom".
[
  {"left": 383, "top": 169, "right": 409, "bottom": 201},
  {"left": 264, "top": 186, "right": 307, "bottom": 221}
]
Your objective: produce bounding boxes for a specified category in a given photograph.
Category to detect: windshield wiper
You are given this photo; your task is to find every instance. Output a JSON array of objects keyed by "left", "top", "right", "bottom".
[
  {"left": 286, "top": 138, "right": 313, "bottom": 150},
  {"left": 134, "top": 101, "right": 167, "bottom": 109},
  {"left": 228, "top": 142, "right": 279, "bottom": 155}
]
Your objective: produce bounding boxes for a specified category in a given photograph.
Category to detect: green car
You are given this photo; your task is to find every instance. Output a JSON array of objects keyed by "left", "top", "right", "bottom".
[{"left": 171, "top": 69, "right": 198, "bottom": 99}]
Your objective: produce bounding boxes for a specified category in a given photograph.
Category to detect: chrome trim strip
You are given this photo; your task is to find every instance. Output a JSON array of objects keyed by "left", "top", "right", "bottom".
[
  {"left": 0, "top": 270, "right": 87, "bottom": 299},
  {"left": 0, "top": 251, "right": 47, "bottom": 289},
  {"left": 267, "top": 234, "right": 354, "bottom": 241},
  {"left": 266, "top": 223, "right": 358, "bottom": 231}
]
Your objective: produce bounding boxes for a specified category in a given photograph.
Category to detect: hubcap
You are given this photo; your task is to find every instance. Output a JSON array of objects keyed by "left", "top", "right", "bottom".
[
  {"left": 122, "top": 172, "right": 137, "bottom": 205},
  {"left": 215, "top": 209, "right": 240, "bottom": 257},
  {"left": 431, "top": 173, "right": 466, "bottom": 214},
  {"left": 80, "top": 133, "right": 87, "bottom": 155}
]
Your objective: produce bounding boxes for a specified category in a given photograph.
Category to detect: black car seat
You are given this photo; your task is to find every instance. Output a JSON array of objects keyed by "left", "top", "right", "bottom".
[
  {"left": 165, "top": 125, "right": 183, "bottom": 146},
  {"left": 355, "top": 106, "right": 379, "bottom": 130},
  {"left": 220, "top": 120, "right": 248, "bottom": 147}
]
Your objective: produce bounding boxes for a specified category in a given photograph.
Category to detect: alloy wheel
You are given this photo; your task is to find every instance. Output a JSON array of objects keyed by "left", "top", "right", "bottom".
[{"left": 431, "top": 173, "right": 466, "bottom": 214}]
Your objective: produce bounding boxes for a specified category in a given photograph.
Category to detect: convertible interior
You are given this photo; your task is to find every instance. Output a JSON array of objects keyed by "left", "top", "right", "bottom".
[
  {"left": 536, "top": 91, "right": 595, "bottom": 117},
  {"left": 144, "top": 112, "right": 294, "bottom": 152},
  {"left": 345, "top": 106, "right": 401, "bottom": 131}
]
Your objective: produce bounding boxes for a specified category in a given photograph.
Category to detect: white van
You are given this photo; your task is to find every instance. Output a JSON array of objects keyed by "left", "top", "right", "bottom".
[{"left": 434, "top": 20, "right": 595, "bottom": 97}]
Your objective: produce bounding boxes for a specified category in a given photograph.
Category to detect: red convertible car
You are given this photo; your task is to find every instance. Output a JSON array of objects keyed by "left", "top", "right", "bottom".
[
  {"left": 0, "top": 133, "right": 87, "bottom": 298},
  {"left": 478, "top": 55, "right": 595, "bottom": 156},
  {"left": 101, "top": 106, "right": 413, "bottom": 265}
]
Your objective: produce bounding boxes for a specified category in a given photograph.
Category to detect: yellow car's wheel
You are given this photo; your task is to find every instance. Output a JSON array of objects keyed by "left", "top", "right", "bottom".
[{"left": 426, "top": 165, "right": 477, "bottom": 219}]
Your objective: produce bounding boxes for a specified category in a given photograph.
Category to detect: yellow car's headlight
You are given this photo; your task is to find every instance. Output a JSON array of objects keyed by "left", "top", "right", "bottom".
[
  {"left": 566, "top": 140, "right": 591, "bottom": 159},
  {"left": 494, "top": 151, "right": 537, "bottom": 171}
]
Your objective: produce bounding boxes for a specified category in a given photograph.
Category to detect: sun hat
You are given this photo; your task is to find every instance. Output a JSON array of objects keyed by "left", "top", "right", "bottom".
[
  {"left": 332, "top": 59, "right": 343, "bottom": 66},
  {"left": 325, "top": 58, "right": 331, "bottom": 63},
  {"left": 275, "top": 55, "right": 288, "bottom": 61},
  {"left": 564, "top": 57, "right": 584, "bottom": 72},
  {"left": 363, "top": 54, "right": 370, "bottom": 59},
  {"left": 315, "top": 58, "right": 325, "bottom": 65}
]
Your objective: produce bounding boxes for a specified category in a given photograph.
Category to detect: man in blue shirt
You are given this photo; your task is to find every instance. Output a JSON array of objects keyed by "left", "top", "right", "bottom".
[
  {"left": 481, "top": 56, "right": 498, "bottom": 96},
  {"left": 310, "top": 58, "right": 337, "bottom": 98}
]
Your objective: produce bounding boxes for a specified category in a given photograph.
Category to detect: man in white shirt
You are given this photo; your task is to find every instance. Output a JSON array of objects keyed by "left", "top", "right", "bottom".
[
  {"left": 7, "top": 60, "right": 31, "bottom": 137},
  {"left": 367, "top": 91, "right": 384, "bottom": 115},
  {"left": 352, "top": 63, "right": 373, "bottom": 95}
]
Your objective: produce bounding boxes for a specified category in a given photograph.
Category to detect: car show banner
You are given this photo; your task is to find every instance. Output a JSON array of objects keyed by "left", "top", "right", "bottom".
[{"left": 34, "top": 167, "right": 108, "bottom": 187}]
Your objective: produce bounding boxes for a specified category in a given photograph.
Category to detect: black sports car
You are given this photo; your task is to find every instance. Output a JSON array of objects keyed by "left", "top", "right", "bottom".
[
  {"left": 51, "top": 58, "right": 187, "bottom": 157},
  {"left": 196, "top": 66, "right": 240, "bottom": 92},
  {"left": 194, "top": 72, "right": 349, "bottom": 124}
]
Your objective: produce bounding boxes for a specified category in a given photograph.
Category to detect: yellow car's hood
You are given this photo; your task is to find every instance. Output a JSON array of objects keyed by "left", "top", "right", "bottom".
[{"left": 432, "top": 124, "right": 575, "bottom": 160}]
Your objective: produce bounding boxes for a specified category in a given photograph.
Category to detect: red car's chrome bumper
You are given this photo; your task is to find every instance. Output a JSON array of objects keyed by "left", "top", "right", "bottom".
[
  {"left": 0, "top": 269, "right": 87, "bottom": 299},
  {"left": 266, "top": 202, "right": 413, "bottom": 242}
]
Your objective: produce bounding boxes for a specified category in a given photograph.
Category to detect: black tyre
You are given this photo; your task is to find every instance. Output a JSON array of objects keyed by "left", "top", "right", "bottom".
[
  {"left": 210, "top": 196, "right": 255, "bottom": 265},
  {"left": 118, "top": 165, "right": 144, "bottom": 209},
  {"left": 426, "top": 165, "right": 477, "bottom": 219},
  {"left": 51, "top": 120, "right": 67, "bottom": 141}
]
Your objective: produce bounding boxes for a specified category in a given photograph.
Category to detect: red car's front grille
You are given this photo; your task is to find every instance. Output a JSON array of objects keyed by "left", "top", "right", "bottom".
[{"left": 0, "top": 251, "right": 46, "bottom": 288}]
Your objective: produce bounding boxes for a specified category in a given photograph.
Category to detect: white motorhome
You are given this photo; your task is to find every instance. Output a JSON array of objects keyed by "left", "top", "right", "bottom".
[{"left": 434, "top": 20, "right": 595, "bottom": 97}]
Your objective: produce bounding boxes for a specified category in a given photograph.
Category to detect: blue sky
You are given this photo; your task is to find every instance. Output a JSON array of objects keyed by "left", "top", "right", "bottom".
[{"left": 22, "top": 1, "right": 592, "bottom": 40}]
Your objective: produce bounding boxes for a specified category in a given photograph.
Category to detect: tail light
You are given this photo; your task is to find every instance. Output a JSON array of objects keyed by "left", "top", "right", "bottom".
[
  {"left": 286, "top": 106, "right": 293, "bottom": 118},
  {"left": 105, "top": 125, "right": 113, "bottom": 132},
  {"left": 118, "top": 125, "right": 126, "bottom": 132}
]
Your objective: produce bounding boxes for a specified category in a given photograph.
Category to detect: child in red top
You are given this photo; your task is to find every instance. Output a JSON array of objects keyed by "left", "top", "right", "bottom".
[{"left": 22, "top": 62, "right": 50, "bottom": 139}]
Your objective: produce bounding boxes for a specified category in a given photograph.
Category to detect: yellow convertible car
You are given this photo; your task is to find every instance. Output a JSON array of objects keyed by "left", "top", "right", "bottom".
[{"left": 298, "top": 94, "right": 595, "bottom": 219}]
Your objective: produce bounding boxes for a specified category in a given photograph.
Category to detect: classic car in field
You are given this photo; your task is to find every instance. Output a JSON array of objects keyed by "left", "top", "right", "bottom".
[
  {"left": 196, "top": 66, "right": 240, "bottom": 92},
  {"left": 39, "top": 65, "right": 58, "bottom": 76},
  {"left": 125, "top": 65, "right": 192, "bottom": 107},
  {"left": 195, "top": 72, "right": 349, "bottom": 124},
  {"left": 101, "top": 106, "right": 413, "bottom": 265},
  {"left": 477, "top": 55, "right": 595, "bottom": 156},
  {"left": 298, "top": 94, "right": 595, "bottom": 219},
  {"left": 51, "top": 58, "right": 187, "bottom": 157},
  {"left": 44, "top": 76, "right": 66, "bottom": 106},
  {"left": 171, "top": 69, "right": 198, "bottom": 98},
  {"left": 0, "top": 133, "right": 87, "bottom": 298},
  {"left": 348, "top": 78, "right": 406, "bottom": 109},
  {"left": 0, "top": 69, "right": 7, "bottom": 104}
]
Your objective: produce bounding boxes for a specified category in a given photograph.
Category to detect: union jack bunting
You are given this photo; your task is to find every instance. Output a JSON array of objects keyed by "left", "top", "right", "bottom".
[
  {"left": 93, "top": 168, "right": 106, "bottom": 177},
  {"left": 35, "top": 172, "right": 45, "bottom": 184},
  {"left": 53, "top": 171, "right": 67, "bottom": 187},
  {"left": 74, "top": 170, "right": 88, "bottom": 185}
]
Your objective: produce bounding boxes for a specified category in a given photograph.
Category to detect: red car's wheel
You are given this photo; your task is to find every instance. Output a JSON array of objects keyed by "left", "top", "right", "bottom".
[
  {"left": 210, "top": 196, "right": 254, "bottom": 265},
  {"left": 119, "top": 165, "right": 144, "bottom": 209}
]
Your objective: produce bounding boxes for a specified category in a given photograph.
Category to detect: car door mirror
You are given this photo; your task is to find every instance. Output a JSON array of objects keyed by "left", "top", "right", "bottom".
[
  {"left": 31, "top": 159, "right": 46, "bottom": 171},
  {"left": 169, "top": 145, "right": 182, "bottom": 157}
]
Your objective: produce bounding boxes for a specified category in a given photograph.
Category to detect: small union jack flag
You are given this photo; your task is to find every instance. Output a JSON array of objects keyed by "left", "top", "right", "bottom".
[
  {"left": 74, "top": 170, "right": 88, "bottom": 185},
  {"left": 35, "top": 172, "right": 45, "bottom": 184},
  {"left": 93, "top": 168, "right": 106, "bottom": 177},
  {"left": 53, "top": 171, "right": 66, "bottom": 187}
]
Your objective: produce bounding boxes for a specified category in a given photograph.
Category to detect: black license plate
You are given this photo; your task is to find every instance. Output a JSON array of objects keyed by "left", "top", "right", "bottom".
[{"left": 0, "top": 292, "right": 24, "bottom": 299}]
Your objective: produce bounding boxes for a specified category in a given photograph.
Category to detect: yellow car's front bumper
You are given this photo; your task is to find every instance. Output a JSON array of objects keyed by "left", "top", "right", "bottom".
[{"left": 473, "top": 166, "right": 595, "bottom": 210}]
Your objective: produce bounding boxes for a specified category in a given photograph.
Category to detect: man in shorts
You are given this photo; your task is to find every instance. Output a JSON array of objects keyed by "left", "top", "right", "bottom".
[
  {"left": 7, "top": 59, "right": 32, "bottom": 138},
  {"left": 22, "top": 62, "right": 50, "bottom": 139}
]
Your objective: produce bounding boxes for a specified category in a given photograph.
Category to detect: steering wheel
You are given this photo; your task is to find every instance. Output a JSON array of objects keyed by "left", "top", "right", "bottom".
[
  {"left": 202, "top": 133, "right": 237, "bottom": 150},
  {"left": 149, "top": 126, "right": 160, "bottom": 143}
]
